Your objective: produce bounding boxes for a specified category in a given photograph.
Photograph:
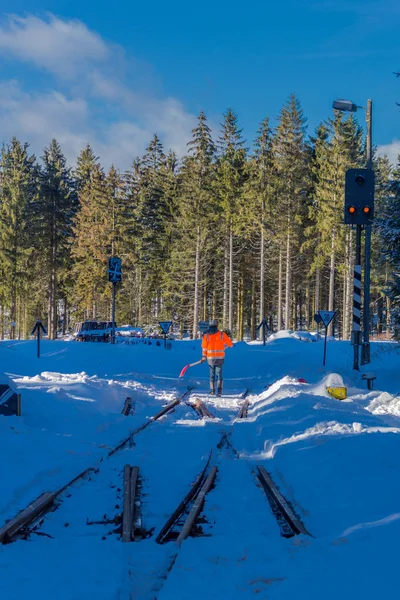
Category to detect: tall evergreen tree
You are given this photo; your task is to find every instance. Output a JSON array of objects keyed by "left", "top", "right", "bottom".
[
  {"left": 305, "top": 113, "right": 363, "bottom": 336},
  {"left": 74, "top": 144, "right": 101, "bottom": 192},
  {"left": 244, "top": 117, "right": 275, "bottom": 331},
  {"left": 378, "top": 154, "right": 400, "bottom": 337},
  {"left": 37, "top": 139, "right": 77, "bottom": 338},
  {"left": 273, "top": 95, "right": 309, "bottom": 330},
  {"left": 0, "top": 138, "right": 38, "bottom": 338},
  {"left": 165, "top": 111, "right": 216, "bottom": 337},
  {"left": 133, "top": 134, "right": 169, "bottom": 322},
  {"left": 71, "top": 164, "right": 112, "bottom": 318},
  {"left": 216, "top": 108, "right": 247, "bottom": 331}
]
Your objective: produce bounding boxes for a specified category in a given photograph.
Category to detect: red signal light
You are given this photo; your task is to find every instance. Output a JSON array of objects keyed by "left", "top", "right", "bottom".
[
  {"left": 363, "top": 206, "right": 371, "bottom": 214},
  {"left": 348, "top": 206, "right": 356, "bottom": 214}
]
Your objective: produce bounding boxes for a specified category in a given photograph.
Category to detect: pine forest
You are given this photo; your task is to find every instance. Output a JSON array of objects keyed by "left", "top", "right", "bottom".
[{"left": 1, "top": 94, "right": 399, "bottom": 340}]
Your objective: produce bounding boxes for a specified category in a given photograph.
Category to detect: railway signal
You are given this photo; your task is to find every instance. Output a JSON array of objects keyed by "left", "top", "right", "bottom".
[
  {"left": 335, "top": 98, "right": 374, "bottom": 367},
  {"left": 345, "top": 169, "right": 374, "bottom": 225},
  {"left": 108, "top": 257, "right": 122, "bottom": 344},
  {"left": 344, "top": 168, "right": 375, "bottom": 369}
]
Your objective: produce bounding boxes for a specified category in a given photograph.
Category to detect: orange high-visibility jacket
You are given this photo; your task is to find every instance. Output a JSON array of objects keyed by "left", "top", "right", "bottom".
[{"left": 202, "top": 330, "right": 233, "bottom": 360}]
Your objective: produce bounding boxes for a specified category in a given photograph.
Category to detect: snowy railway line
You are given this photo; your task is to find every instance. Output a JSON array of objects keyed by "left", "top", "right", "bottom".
[
  {"left": 0, "top": 387, "right": 194, "bottom": 544},
  {"left": 3, "top": 337, "right": 400, "bottom": 598},
  {"left": 0, "top": 385, "right": 309, "bottom": 550},
  {"left": 0, "top": 378, "right": 311, "bottom": 598},
  {"left": 0, "top": 387, "right": 254, "bottom": 545}
]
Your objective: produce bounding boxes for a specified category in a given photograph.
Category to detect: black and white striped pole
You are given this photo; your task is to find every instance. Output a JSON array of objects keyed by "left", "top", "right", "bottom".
[{"left": 352, "top": 235, "right": 362, "bottom": 370}]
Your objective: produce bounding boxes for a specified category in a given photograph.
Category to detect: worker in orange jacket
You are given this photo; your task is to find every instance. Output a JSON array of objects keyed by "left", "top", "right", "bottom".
[{"left": 201, "top": 319, "right": 233, "bottom": 396}]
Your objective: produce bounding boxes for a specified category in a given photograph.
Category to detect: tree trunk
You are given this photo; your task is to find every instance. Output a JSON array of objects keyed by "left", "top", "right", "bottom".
[
  {"left": 203, "top": 281, "right": 207, "bottom": 321},
  {"left": 259, "top": 219, "right": 265, "bottom": 322},
  {"left": 285, "top": 232, "right": 291, "bottom": 329},
  {"left": 305, "top": 280, "right": 311, "bottom": 329},
  {"left": 228, "top": 221, "right": 233, "bottom": 332},
  {"left": 237, "top": 271, "right": 244, "bottom": 340},
  {"left": 328, "top": 232, "right": 336, "bottom": 336},
  {"left": 212, "top": 277, "right": 217, "bottom": 320},
  {"left": 277, "top": 248, "right": 283, "bottom": 331},
  {"left": 52, "top": 228, "right": 58, "bottom": 339},
  {"left": 137, "top": 268, "right": 142, "bottom": 325},
  {"left": 63, "top": 299, "right": 68, "bottom": 334},
  {"left": 223, "top": 240, "right": 229, "bottom": 328},
  {"left": 192, "top": 226, "right": 201, "bottom": 339},
  {"left": 342, "top": 270, "right": 348, "bottom": 340},
  {"left": 315, "top": 268, "right": 320, "bottom": 315},
  {"left": 251, "top": 276, "right": 256, "bottom": 339}
]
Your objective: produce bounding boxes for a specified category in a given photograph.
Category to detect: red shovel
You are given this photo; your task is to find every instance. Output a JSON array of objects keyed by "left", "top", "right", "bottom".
[{"left": 179, "top": 359, "right": 204, "bottom": 378}]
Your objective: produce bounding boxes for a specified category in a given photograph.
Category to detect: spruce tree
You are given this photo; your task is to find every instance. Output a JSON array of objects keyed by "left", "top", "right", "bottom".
[
  {"left": 273, "top": 95, "right": 309, "bottom": 330},
  {"left": 0, "top": 138, "right": 38, "bottom": 338},
  {"left": 378, "top": 154, "right": 400, "bottom": 337},
  {"left": 37, "top": 139, "right": 77, "bottom": 338},
  {"left": 305, "top": 112, "right": 363, "bottom": 336},
  {"left": 216, "top": 108, "right": 247, "bottom": 331},
  {"left": 165, "top": 111, "right": 216, "bottom": 337},
  {"left": 71, "top": 164, "right": 112, "bottom": 319},
  {"left": 74, "top": 144, "right": 101, "bottom": 192},
  {"left": 244, "top": 117, "right": 275, "bottom": 332},
  {"left": 133, "top": 134, "right": 169, "bottom": 322}
]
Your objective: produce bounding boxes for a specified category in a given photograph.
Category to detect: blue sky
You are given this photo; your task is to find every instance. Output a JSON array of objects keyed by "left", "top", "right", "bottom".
[{"left": 0, "top": 1, "right": 399, "bottom": 168}]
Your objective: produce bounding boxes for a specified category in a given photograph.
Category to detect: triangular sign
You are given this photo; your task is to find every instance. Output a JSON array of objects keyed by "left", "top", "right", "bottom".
[
  {"left": 31, "top": 320, "right": 47, "bottom": 336},
  {"left": 318, "top": 310, "right": 336, "bottom": 328},
  {"left": 257, "top": 318, "right": 268, "bottom": 330},
  {"left": 159, "top": 321, "right": 172, "bottom": 334}
]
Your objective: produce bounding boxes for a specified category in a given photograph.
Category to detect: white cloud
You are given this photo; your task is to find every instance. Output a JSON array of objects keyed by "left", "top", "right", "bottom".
[
  {"left": 0, "top": 81, "right": 90, "bottom": 161},
  {"left": 0, "top": 14, "right": 196, "bottom": 168},
  {"left": 0, "top": 14, "right": 108, "bottom": 78},
  {"left": 377, "top": 140, "right": 400, "bottom": 166}
]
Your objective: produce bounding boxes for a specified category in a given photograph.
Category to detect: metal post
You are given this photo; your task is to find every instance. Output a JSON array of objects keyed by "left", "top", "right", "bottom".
[
  {"left": 37, "top": 327, "right": 41, "bottom": 359},
  {"left": 111, "top": 282, "right": 116, "bottom": 345},
  {"left": 353, "top": 225, "right": 362, "bottom": 370},
  {"left": 366, "top": 99, "right": 373, "bottom": 170},
  {"left": 323, "top": 325, "right": 327, "bottom": 367},
  {"left": 362, "top": 99, "right": 372, "bottom": 365}
]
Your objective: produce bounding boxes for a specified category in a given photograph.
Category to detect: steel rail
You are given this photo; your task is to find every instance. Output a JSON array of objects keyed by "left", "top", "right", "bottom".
[
  {"left": 257, "top": 465, "right": 310, "bottom": 537},
  {"left": 156, "top": 451, "right": 212, "bottom": 544},
  {"left": 176, "top": 466, "right": 217, "bottom": 546}
]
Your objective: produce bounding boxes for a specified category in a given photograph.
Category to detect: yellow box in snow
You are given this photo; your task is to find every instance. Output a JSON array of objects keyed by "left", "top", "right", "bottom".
[{"left": 326, "top": 387, "right": 347, "bottom": 400}]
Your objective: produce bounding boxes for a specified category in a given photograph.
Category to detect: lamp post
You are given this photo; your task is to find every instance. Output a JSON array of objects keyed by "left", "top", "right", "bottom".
[{"left": 332, "top": 98, "right": 373, "bottom": 367}]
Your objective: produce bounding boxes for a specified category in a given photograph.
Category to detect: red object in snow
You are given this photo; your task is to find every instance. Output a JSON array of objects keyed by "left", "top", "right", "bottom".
[
  {"left": 298, "top": 378, "right": 308, "bottom": 383},
  {"left": 179, "top": 359, "right": 204, "bottom": 378},
  {"left": 179, "top": 365, "right": 189, "bottom": 378}
]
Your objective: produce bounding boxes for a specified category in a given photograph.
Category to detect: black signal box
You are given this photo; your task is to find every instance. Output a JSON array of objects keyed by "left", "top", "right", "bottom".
[{"left": 345, "top": 168, "right": 375, "bottom": 225}]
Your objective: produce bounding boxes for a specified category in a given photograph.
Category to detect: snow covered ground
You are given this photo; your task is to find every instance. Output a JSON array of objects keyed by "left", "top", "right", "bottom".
[{"left": 1, "top": 333, "right": 400, "bottom": 599}]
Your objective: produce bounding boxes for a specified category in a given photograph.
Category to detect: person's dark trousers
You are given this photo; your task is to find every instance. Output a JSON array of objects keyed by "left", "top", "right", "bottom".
[{"left": 209, "top": 364, "right": 223, "bottom": 394}]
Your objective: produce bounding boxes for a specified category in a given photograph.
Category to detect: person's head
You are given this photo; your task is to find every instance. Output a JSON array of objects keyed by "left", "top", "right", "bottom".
[{"left": 209, "top": 319, "right": 218, "bottom": 333}]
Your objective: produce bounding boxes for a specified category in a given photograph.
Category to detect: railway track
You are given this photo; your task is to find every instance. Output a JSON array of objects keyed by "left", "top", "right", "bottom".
[
  {"left": 147, "top": 419, "right": 310, "bottom": 598},
  {"left": 0, "top": 387, "right": 194, "bottom": 545},
  {"left": 1, "top": 385, "right": 310, "bottom": 599}
]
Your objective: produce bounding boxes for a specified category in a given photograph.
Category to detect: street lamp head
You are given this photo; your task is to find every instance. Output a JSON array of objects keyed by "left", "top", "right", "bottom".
[{"left": 332, "top": 99, "right": 358, "bottom": 112}]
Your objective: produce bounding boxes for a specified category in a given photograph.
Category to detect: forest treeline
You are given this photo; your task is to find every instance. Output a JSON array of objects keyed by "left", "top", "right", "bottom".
[{"left": 0, "top": 94, "right": 399, "bottom": 340}]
